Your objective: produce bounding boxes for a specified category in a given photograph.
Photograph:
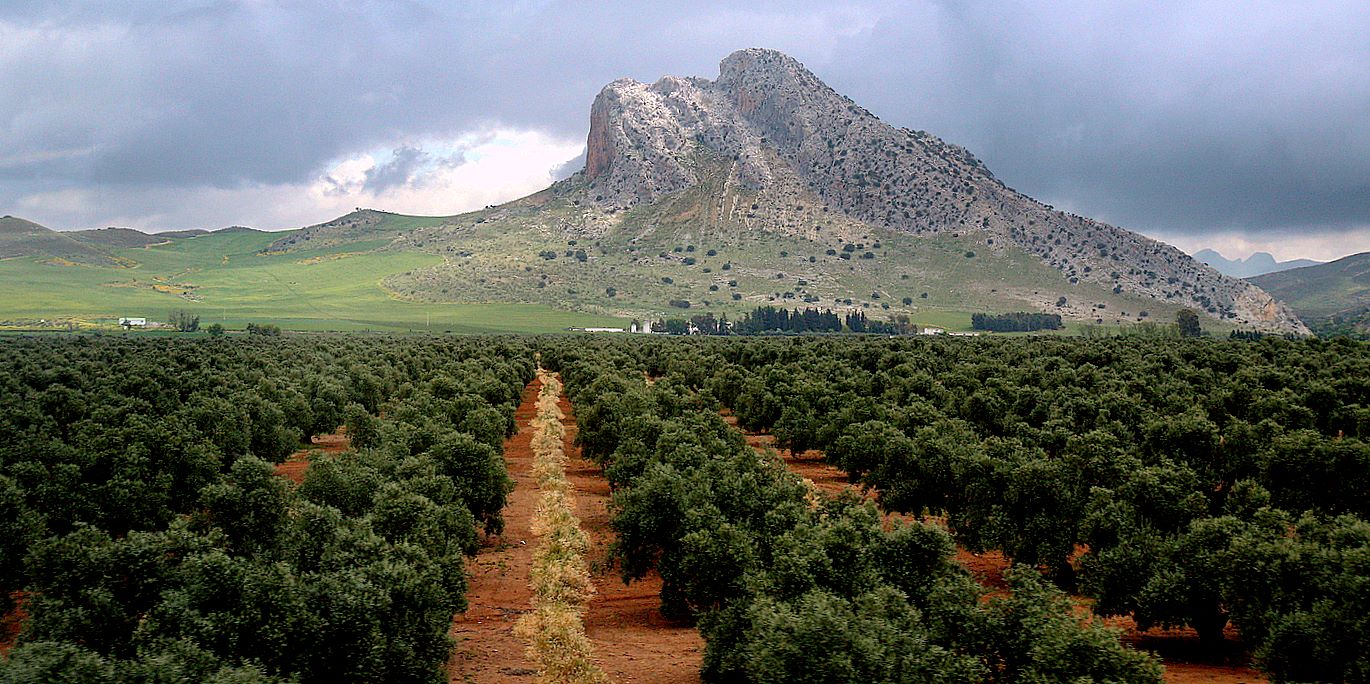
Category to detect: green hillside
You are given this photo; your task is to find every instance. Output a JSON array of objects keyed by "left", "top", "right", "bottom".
[
  {"left": 371, "top": 173, "right": 1197, "bottom": 333},
  {"left": 69, "top": 227, "right": 174, "bottom": 248},
  {"left": 0, "top": 197, "right": 1207, "bottom": 336},
  {"left": 0, "top": 215, "right": 127, "bottom": 266},
  {"left": 1249, "top": 252, "right": 1370, "bottom": 334},
  {"left": 0, "top": 220, "right": 626, "bottom": 333}
]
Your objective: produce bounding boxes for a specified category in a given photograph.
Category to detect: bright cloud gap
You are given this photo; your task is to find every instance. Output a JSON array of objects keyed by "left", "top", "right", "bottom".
[{"left": 17, "top": 128, "right": 585, "bottom": 233}]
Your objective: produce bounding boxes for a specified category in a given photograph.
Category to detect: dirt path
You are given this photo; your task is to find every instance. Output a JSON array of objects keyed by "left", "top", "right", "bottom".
[
  {"left": 449, "top": 379, "right": 542, "bottom": 682},
  {"left": 726, "top": 416, "right": 1265, "bottom": 684},
  {"left": 450, "top": 377, "right": 701, "bottom": 683}
]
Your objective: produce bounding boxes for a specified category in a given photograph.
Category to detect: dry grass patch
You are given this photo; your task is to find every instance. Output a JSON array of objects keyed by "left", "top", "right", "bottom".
[{"left": 514, "top": 371, "right": 611, "bottom": 684}]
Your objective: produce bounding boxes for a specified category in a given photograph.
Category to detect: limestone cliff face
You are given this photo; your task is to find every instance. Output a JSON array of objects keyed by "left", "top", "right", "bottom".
[{"left": 574, "top": 48, "right": 1308, "bottom": 333}]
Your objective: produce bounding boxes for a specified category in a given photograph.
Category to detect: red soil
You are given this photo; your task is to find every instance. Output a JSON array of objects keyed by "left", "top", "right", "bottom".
[
  {"left": 449, "top": 378, "right": 703, "bottom": 683},
  {"left": 0, "top": 592, "right": 25, "bottom": 655},
  {"left": 448, "top": 379, "right": 542, "bottom": 682},
  {"left": 274, "top": 430, "right": 350, "bottom": 484}
]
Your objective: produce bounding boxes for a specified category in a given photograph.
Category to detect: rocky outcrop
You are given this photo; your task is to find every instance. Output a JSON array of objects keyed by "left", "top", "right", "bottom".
[{"left": 571, "top": 48, "right": 1307, "bottom": 333}]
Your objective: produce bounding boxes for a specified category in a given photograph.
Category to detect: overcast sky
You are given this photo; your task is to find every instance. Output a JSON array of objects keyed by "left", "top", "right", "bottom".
[{"left": 2, "top": 1, "right": 1367, "bottom": 261}]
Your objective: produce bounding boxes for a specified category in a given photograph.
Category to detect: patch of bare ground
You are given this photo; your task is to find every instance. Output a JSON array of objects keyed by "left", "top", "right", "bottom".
[
  {"left": 273, "top": 430, "right": 350, "bottom": 484},
  {"left": 0, "top": 592, "right": 25, "bottom": 655},
  {"left": 449, "top": 379, "right": 541, "bottom": 682},
  {"left": 724, "top": 413, "right": 1264, "bottom": 684},
  {"left": 1114, "top": 620, "right": 1266, "bottom": 684}
]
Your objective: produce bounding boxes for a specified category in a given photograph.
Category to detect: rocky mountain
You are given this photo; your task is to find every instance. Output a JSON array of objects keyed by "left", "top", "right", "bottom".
[
  {"left": 565, "top": 49, "right": 1305, "bottom": 332},
  {"left": 0, "top": 51, "right": 1313, "bottom": 334},
  {"left": 1193, "top": 248, "right": 1321, "bottom": 278}
]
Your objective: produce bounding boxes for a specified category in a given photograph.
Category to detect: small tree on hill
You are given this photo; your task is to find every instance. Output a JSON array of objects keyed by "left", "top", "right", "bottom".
[{"left": 1177, "top": 309, "right": 1202, "bottom": 338}]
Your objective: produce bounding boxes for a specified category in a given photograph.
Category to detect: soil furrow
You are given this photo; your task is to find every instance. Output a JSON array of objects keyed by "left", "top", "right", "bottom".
[{"left": 449, "top": 379, "right": 542, "bottom": 682}]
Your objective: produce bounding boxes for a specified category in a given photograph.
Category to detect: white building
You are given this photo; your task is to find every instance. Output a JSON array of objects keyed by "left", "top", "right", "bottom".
[{"left": 119, "top": 317, "right": 147, "bottom": 328}]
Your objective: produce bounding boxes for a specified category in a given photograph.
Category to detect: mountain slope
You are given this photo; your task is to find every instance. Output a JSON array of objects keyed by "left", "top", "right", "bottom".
[
  {"left": 1193, "top": 248, "right": 1321, "bottom": 278},
  {"left": 265, "top": 209, "right": 454, "bottom": 253},
  {"left": 0, "top": 216, "right": 128, "bottom": 266},
  {"left": 1249, "top": 252, "right": 1370, "bottom": 332},
  {"left": 340, "top": 49, "right": 1303, "bottom": 332}
]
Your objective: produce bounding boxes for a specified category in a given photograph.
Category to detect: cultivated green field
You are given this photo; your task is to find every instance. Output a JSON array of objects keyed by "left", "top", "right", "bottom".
[{"left": 0, "top": 228, "right": 627, "bottom": 333}]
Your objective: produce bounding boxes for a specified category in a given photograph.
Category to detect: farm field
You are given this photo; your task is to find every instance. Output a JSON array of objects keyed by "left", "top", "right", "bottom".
[
  {"left": 0, "top": 228, "right": 627, "bottom": 333},
  {"left": 3, "top": 333, "right": 1367, "bottom": 683}
]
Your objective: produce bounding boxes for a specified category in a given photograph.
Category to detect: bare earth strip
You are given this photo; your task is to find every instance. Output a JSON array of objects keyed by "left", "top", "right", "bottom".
[
  {"left": 274, "top": 431, "right": 350, "bottom": 484},
  {"left": 449, "top": 379, "right": 542, "bottom": 682}
]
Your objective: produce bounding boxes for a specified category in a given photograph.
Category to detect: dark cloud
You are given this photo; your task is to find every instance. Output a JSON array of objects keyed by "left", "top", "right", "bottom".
[
  {"left": 1, "top": 0, "right": 1367, "bottom": 253},
  {"left": 364, "top": 145, "right": 430, "bottom": 191},
  {"left": 822, "top": 1, "right": 1370, "bottom": 238}
]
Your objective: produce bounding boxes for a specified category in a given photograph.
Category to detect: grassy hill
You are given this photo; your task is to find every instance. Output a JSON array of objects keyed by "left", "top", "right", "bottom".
[
  {"left": 369, "top": 172, "right": 1199, "bottom": 333},
  {"left": 0, "top": 218, "right": 626, "bottom": 333},
  {"left": 0, "top": 215, "right": 129, "bottom": 266},
  {"left": 0, "top": 197, "right": 1223, "bottom": 336},
  {"left": 69, "top": 227, "right": 175, "bottom": 249},
  {"left": 1249, "top": 252, "right": 1370, "bottom": 334}
]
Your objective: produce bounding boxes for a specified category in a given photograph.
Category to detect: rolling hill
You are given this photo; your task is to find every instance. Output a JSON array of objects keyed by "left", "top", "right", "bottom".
[
  {"left": 68, "top": 227, "right": 175, "bottom": 249},
  {"left": 1249, "top": 252, "right": 1370, "bottom": 334},
  {"left": 0, "top": 216, "right": 625, "bottom": 333},
  {"left": 0, "top": 215, "right": 129, "bottom": 266}
]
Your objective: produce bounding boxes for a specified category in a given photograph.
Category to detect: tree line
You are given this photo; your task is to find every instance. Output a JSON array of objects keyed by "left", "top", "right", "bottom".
[
  {"left": 544, "top": 334, "right": 1370, "bottom": 682},
  {"left": 970, "top": 312, "right": 1063, "bottom": 332}
]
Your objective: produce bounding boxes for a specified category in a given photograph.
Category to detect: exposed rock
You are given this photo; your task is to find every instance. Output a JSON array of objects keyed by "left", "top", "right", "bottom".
[{"left": 570, "top": 48, "right": 1307, "bottom": 333}]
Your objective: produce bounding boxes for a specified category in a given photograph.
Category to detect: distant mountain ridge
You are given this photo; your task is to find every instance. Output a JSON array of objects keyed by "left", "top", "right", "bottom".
[{"left": 1193, "top": 248, "right": 1321, "bottom": 278}]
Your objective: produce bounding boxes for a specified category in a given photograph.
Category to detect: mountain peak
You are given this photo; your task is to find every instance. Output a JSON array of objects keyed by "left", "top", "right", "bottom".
[
  {"left": 716, "top": 48, "right": 820, "bottom": 92},
  {"left": 565, "top": 49, "right": 1307, "bottom": 333}
]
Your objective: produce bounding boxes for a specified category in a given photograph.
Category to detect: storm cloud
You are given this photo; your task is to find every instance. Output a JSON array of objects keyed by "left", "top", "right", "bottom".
[{"left": 1, "top": 1, "right": 1366, "bottom": 260}]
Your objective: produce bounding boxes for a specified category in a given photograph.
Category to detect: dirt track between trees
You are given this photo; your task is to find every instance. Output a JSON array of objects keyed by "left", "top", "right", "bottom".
[{"left": 449, "top": 378, "right": 702, "bottom": 683}]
